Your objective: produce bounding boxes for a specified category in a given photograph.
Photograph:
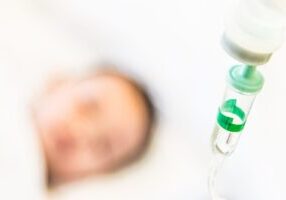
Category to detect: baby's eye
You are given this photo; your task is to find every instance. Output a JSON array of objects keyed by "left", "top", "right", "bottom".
[{"left": 77, "top": 98, "right": 99, "bottom": 117}]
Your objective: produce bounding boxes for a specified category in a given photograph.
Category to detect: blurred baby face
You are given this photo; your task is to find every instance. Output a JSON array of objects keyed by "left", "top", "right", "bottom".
[{"left": 34, "top": 73, "right": 149, "bottom": 183}]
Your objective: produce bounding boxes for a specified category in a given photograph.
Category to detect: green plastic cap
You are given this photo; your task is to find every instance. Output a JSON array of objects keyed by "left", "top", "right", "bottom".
[{"left": 227, "top": 65, "right": 264, "bottom": 94}]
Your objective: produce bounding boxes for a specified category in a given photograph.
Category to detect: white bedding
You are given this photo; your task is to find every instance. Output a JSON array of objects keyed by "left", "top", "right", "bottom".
[{"left": 0, "top": 0, "right": 286, "bottom": 199}]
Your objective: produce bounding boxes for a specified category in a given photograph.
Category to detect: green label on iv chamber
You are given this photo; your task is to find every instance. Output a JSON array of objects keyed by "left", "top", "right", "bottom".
[{"left": 217, "top": 99, "right": 246, "bottom": 132}]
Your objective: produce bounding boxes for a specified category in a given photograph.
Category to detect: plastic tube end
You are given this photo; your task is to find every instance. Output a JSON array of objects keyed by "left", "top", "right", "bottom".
[{"left": 227, "top": 65, "right": 264, "bottom": 94}]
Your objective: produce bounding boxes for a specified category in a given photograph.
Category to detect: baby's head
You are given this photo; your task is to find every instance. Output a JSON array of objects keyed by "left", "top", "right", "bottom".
[{"left": 33, "top": 68, "right": 155, "bottom": 185}]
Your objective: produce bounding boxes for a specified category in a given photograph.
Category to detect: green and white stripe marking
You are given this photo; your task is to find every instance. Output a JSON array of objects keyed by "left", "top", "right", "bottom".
[{"left": 217, "top": 99, "right": 246, "bottom": 133}]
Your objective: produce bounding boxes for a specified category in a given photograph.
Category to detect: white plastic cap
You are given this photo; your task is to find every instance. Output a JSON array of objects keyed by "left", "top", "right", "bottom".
[{"left": 223, "top": 0, "right": 286, "bottom": 65}]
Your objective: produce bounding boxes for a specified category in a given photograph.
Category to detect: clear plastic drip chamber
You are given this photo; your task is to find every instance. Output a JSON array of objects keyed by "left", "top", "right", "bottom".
[
  {"left": 212, "top": 65, "right": 264, "bottom": 156},
  {"left": 223, "top": 0, "right": 286, "bottom": 65},
  {"left": 212, "top": 86, "right": 257, "bottom": 155}
]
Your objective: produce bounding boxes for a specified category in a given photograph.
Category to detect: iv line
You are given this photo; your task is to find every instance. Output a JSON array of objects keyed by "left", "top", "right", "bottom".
[
  {"left": 208, "top": 65, "right": 264, "bottom": 199},
  {"left": 208, "top": 153, "right": 226, "bottom": 200}
]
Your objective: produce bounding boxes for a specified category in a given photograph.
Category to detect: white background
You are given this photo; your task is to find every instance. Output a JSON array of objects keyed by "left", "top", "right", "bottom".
[{"left": 0, "top": 0, "right": 286, "bottom": 199}]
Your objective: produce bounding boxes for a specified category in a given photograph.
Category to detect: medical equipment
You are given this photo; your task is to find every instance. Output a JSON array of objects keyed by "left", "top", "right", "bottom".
[
  {"left": 208, "top": 64, "right": 264, "bottom": 200},
  {"left": 209, "top": 0, "right": 286, "bottom": 199}
]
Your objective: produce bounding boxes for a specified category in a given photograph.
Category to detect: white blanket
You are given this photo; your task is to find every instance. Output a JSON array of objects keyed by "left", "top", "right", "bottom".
[{"left": 0, "top": 0, "right": 286, "bottom": 199}]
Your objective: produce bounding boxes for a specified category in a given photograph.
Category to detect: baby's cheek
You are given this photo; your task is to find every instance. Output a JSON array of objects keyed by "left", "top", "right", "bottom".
[{"left": 36, "top": 101, "right": 68, "bottom": 130}]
